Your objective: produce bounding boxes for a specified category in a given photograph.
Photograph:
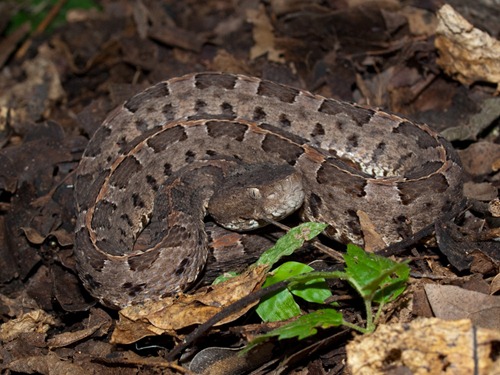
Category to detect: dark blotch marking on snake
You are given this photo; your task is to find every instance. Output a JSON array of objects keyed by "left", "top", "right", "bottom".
[
  {"left": 162, "top": 103, "right": 175, "bottom": 121},
  {"left": 122, "top": 282, "right": 147, "bottom": 297},
  {"left": 253, "top": 106, "right": 267, "bottom": 121},
  {"left": 164, "top": 162, "right": 172, "bottom": 176},
  {"left": 185, "top": 150, "right": 196, "bottom": 163},
  {"left": 311, "top": 123, "right": 325, "bottom": 137},
  {"left": 260, "top": 123, "right": 308, "bottom": 145},
  {"left": 261, "top": 133, "right": 304, "bottom": 165},
  {"left": 398, "top": 173, "right": 449, "bottom": 205},
  {"left": 146, "top": 125, "right": 188, "bottom": 153},
  {"left": 257, "top": 80, "right": 300, "bottom": 103},
  {"left": 279, "top": 113, "right": 291, "bottom": 127},
  {"left": 308, "top": 192, "right": 323, "bottom": 218},
  {"left": 316, "top": 162, "right": 367, "bottom": 197},
  {"left": 109, "top": 155, "right": 143, "bottom": 189},
  {"left": 195, "top": 73, "right": 237, "bottom": 90},
  {"left": 206, "top": 120, "right": 247, "bottom": 142},
  {"left": 84, "top": 126, "right": 112, "bottom": 157},
  {"left": 146, "top": 175, "right": 159, "bottom": 191},
  {"left": 175, "top": 258, "right": 191, "bottom": 276},
  {"left": 195, "top": 99, "right": 207, "bottom": 112},
  {"left": 92, "top": 200, "right": 117, "bottom": 230},
  {"left": 132, "top": 193, "right": 146, "bottom": 208},
  {"left": 393, "top": 121, "right": 439, "bottom": 149},
  {"left": 371, "top": 142, "right": 386, "bottom": 163},
  {"left": 128, "top": 250, "right": 161, "bottom": 272},
  {"left": 220, "top": 102, "right": 236, "bottom": 119},
  {"left": 124, "top": 82, "right": 170, "bottom": 113},
  {"left": 319, "top": 99, "right": 374, "bottom": 126}
]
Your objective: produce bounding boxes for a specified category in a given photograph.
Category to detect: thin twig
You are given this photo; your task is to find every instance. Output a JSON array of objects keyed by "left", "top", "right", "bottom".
[
  {"left": 166, "top": 280, "right": 288, "bottom": 361},
  {"left": 15, "top": 0, "right": 68, "bottom": 59},
  {"left": 264, "top": 218, "right": 344, "bottom": 262}
]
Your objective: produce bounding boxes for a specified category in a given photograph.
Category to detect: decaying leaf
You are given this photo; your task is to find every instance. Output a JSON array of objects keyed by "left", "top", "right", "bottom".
[
  {"left": 247, "top": 4, "right": 285, "bottom": 63},
  {"left": 47, "top": 308, "right": 112, "bottom": 348},
  {"left": 435, "top": 4, "right": 500, "bottom": 92},
  {"left": 489, "top": 198, "right": 500, "bottom": 218},
  {"left": 347, "top": 318, "right": 500, "bottom": 374},
  {"left": 458, "top": 141, "right": 500, "bottom": 176},
  {"left": 356, "top": 210, "right": 386, "bottom": 252},
  {"left": 111, "top": 264, "right": 269, "bottom": 344},
  {"left": 0, "top": 309, "right": 58, "bottom": 342},
  {"left": 424, "top": 284, "right": 500, "bottom": 330}
]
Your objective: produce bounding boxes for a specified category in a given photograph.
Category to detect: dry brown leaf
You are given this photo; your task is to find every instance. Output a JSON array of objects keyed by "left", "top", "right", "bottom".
[
  {"left": 424, "top": 284, "right": 500, "bottom": 330},
  {"left": 357, "top": 210, "right": 386, "bottom": 252},
  {"left": 0, "top": 47, "right": 65, "bottom": 124},
  {"left": 210, "top": 49, "right": 252, "bottom": 75},
  {"left": 463, "top": 181, "right": 498, "bottom": 202},
  {"left": 247, "top": 5, "right": 285, "bottom": 63},
  {"left": 6, "top": 351, "right": 89, "bottom": 375},
  {"left": 458, "top": 141, "right": 500, "bottom": 176},
  {"left": 47, "top": 308, "right": 112, "bottom": 348},
  {"left": 111, "top": 265, "right": 269, "bottom": 344},
  {"left": 0, "top": 309, "right": 58, "bottom": 342},
  {"left": 441, "top": 97, "right": 500, "bottom": 141},
  {"left": 435, "top": 4, "right": 500, "bottom": 92},
  {"left": 401, "top": 6, "right": 437, "bottom": 37},
  {"left": 491, "top": 273, "right": 500, "bottom": 295},
  {"left": 21, "top": 227, "right": 74, "bottom": 247},
  {"left": 489, "top": 198, "right": 500, "bottom": 218},
  {"left": 347, "top": 318, "right": 500, "bottom": 374}
]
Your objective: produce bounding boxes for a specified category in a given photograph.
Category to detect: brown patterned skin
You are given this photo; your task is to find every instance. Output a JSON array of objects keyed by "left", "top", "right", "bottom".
[{"left": 74, "top": 72, "right": 463, "bottom": 308}]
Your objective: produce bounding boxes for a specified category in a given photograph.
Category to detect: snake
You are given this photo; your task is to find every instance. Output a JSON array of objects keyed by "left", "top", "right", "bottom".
[{"left": 74, "top": 72, "right": 463, "bottom": 309}]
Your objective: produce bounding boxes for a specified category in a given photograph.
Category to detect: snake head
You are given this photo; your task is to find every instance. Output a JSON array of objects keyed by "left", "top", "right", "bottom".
[{"left": 207, "top": 164, "right": 305, "bottom": 231}]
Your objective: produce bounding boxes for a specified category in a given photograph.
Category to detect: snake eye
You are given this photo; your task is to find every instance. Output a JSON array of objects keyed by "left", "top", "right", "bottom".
[{"left": 248, "top": 187, "right": 262, "bottom": 200}]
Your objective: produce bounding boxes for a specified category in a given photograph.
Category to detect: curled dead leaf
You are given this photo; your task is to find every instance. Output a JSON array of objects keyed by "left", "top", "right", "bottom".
[
  {"left": 111, "top": 264, "right": 269, "bottom": 344},
  {"left": 0, "top": 309, "right": 58, "bottom": 342}
]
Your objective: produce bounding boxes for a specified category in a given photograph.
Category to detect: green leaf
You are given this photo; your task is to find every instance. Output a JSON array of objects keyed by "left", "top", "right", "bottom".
[
  {"left": 344, "top": 244, "right": 409, "bottom": 303},
  {"left": 256, "top": 222, "right": 327, "bottom": 268},
  {"left": 256, "top": 262, "right": 332, "bottom": 322},
  {"left": 291, "top": 278, "right": 332, "bottom": 304},
  {"left": 256, "top": 288, "right": 301, "bottom": 322},
  {"left": 245, "top": 309, "right": 343, "bottom": 352},
  {"left": 268, "top": 262, "right": 331, "bottom": 304},
  {"left": 7, "top": 0, "right": 100, "bottom": 35},
  {"left": 372, "top": 262, "right": 409, "bottom": 304}
]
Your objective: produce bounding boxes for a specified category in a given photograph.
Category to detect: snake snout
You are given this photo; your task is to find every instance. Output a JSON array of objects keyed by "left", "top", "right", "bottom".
[{"left": 208, "top": 164, "right": 305, "bottom": 231}]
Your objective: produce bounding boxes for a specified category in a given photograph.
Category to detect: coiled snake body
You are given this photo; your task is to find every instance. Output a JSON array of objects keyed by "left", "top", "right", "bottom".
[{"left": 75, "top": 72, "right": 463, "bottom": 308}]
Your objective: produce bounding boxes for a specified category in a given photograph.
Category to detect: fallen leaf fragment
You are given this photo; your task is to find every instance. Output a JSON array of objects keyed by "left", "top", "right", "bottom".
[
  {"left": 47, "top": 308, "right": 112, "bottom": 348},
  {"left": 111, "top": 265, "right": 269, "bottom": 344},
  {"left": 6, "top": 352, "right": 88, "bottom": 375},
  {"left": 347, "top": 318, "right": 500, "bottom": 375},
  {"left": 441, "top": 97, "right": 500, "bottom": 141},
  {"left": 247, "top": 4, "right": 285, "bottom": 63},
  {"left": 356, "top": 210, "right": 386, "bottom": 251},
  {"left": 458, "top": 141, "right": 500, "bottom": 176},
  {"left": 0, "top": 309, "right": 58, "bottom": 342},
  {"left": 435, "top": 4, "right": 500, "bottom": 92},
  {"left": 491, "top": 273, "right": 500, "bottom": 295},
  {"left": 489, "top": 198, "right": 500, "bottom": 218},
  {"left": 424, "top": 284, "right": 500, "bottom": 330},
  {"left": 463, "top": 181, "right": 498, "bottom": 202}
]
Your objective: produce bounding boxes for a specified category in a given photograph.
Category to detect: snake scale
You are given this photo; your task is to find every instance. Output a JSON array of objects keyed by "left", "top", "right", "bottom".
[{"left": 74, "top": 72, "right": 463, "bottom": 308}]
